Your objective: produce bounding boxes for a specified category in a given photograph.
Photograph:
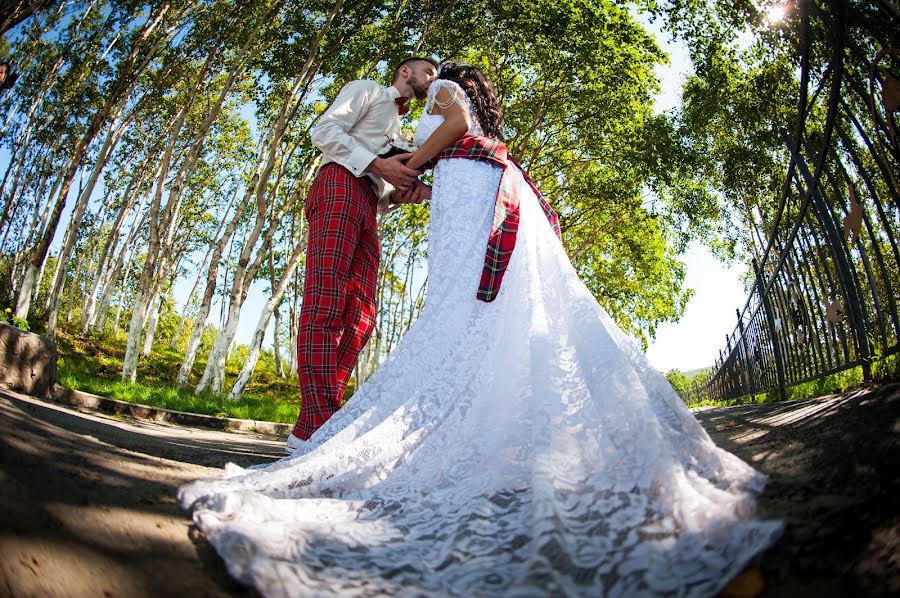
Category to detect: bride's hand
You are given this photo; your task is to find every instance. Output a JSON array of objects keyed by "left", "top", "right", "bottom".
[
  {"left": 411, "top": 181, "right": 431, "bottom": 203},
  {"left": 392, "top": 180, "right": 430, "bottom": 204}
]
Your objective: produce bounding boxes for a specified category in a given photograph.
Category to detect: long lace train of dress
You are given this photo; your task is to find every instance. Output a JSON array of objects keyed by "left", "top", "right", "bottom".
[{"left": 178, "top": 98, "right": 782, "bottom": 597}]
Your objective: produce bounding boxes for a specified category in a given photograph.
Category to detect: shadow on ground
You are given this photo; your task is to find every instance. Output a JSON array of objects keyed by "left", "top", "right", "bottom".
[
  {"left": 2, "top": 383, "right": 898, "bottom": 597},
  {"left": 696, "top": 383, "right": 900, "bottom": 597},
  {"left": 0, "top": 388, "right": 282, "bottom": 597}
]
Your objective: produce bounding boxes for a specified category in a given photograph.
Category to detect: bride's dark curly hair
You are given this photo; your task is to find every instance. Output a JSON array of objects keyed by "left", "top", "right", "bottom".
[{"left": 438, "top": 62, "right": 505, "bottom": 141}]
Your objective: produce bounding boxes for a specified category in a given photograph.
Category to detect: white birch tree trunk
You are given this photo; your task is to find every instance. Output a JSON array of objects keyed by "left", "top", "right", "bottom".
[
  {"left": 123, "top": 26, "right": 253, "bottom": 384},
  {"left": 121, "top": 286, "right": 151, "bottom": 380},
  {"left": 82, "top": 167, "right": 149, "bottom": 331},
  {"left": 46, "top": 113, "right": 131, "bottom": 337},
  {"left": 267, "top": 238, "right": 285, "bottom": 378},
  {"left": 121, "top": 22, "right": 223, "bottom": 382},
  {"left": 15, "top": 267, "right": 38, "bottom": 320},
  {"left": 2, "top": 142, "right": 62, "bottom": 252},
  {"left": 93, "top": 192, "right": 151, "bottom": 332},
  {"left": 273, "top": 302, "right": 285, "bottom": 378},
  {"left": 141, "top": 287, "right": 163, "bottom": 357},
  {"left": 194, "top": 167, "right": 311, "bottom": 396},
  {"left": 195, "top": 298, "right": 241, "bottom": 395},
  {"left": 108, "top": 243, "right": 140, "bottom": 335},
  {"left": 192, "top": 20, "right": 337, "bottom": 396},
  {"left": 169, "top": 248, "right": 210, "bottom": 350},
  {"left": 227, "top": 229, "right": 308, "bottom": 401},
  {"left": 13, "top": 159, "right": 70, "bottom": 320},
  {"left": 65, "top": 250, "right": 87, "bottom": 324},
  {"left": 16, "top": 3, "right": 174, "bottom": 328},
  {"left": 175, "top": 178, "right": 255, "bottom": 389},
  {"left": 288, "top": 291, "right": 299, "bottom": 376}
]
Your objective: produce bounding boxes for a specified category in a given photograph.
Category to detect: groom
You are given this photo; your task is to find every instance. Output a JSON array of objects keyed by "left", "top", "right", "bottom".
[{"left": 288, "top": 56, "right": 438, "bottom": 453}]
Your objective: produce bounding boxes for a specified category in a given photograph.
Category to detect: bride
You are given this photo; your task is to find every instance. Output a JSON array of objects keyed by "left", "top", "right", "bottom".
[{"left": 179, "top": 62, "right": 782, "bottom": 597}]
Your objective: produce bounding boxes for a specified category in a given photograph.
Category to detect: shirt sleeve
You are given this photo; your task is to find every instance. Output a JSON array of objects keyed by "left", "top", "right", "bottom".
[{"left": 310, "top": 80, "right": 381, "bottom": 177}]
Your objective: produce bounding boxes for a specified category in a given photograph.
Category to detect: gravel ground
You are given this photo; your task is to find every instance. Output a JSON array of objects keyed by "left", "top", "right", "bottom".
[{"left": 1, "top": 383, "right": 898, "bottom": 597}]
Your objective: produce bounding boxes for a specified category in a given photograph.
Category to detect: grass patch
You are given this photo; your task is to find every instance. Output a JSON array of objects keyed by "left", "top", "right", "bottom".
[
  {"left": 55, "top": 327, "right": 305, "bottom": 424},
  {"left": 689, "top": 354, "right": 900, "bottom": 409}
]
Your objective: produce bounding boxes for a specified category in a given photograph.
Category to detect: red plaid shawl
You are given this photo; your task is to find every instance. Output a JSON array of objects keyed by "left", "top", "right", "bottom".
[{"left": 432, "top": 135, "right": 561, "bottom": 302}]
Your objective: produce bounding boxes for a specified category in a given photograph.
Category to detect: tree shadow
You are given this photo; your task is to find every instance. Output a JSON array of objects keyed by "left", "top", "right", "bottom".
[
  {"left": 0, "top": 388, "right": 281, "bottom": 596},
  {"left": 698, "top": 384, "right": 900, "bottom": 596}
]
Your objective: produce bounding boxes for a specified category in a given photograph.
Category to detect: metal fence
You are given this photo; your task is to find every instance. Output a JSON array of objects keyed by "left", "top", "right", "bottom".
[{"left": 699, "top": 0, "right": 900, "bottom": 404}]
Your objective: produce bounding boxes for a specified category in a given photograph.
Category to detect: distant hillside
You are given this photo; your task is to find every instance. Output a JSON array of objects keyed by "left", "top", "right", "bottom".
[{"left": 683, "top": 367, "right": 711, "bottom": 381}]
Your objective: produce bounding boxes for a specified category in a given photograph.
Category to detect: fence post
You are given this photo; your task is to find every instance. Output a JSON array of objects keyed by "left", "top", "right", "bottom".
[
  {"left": 737, "top": 308, "right": 757, "bottom": 394},
  {"left": 754, "top": 258, "right": 787, "bottom": 400}
]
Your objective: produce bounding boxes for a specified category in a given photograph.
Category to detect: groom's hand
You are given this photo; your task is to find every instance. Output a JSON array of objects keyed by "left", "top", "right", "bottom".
[
  {"left": 411, "top": 181, "right": 431, "bottom": 203},
  {"left": 393, "top": 180, "right": 431, "bottom": 205},
  {"left": 368, "top": 154, "right": 419, "bottom": 190}
]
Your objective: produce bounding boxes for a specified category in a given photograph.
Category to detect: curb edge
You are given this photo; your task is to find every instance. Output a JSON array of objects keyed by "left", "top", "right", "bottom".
[{"left": 50, "top": 386, "right": 292, "bottom": 437}]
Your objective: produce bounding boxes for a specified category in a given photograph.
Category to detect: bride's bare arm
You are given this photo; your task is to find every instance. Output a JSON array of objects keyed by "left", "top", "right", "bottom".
[{"left": 406, "top": 86, "right": 471, "bottom": 170}]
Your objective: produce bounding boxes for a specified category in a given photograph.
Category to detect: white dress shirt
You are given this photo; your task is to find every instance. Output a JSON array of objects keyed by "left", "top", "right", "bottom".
[{"left": 310, "top": 80, "right": 403, "bottom": 211}]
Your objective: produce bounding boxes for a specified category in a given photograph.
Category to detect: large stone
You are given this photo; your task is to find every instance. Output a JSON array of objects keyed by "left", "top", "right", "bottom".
[{"left": 0, "top": 323, "right": 57, "bottom": 397}]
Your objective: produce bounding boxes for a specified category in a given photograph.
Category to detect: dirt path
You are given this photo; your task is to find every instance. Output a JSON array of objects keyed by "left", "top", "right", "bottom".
[
  {"left": 1, "top": 384, "right": 898, "bottom": 597},
  {"left": 0, "top": 388, "right": 282, "bottom": 597},
  {"left": 695, "top": 383, "right": 899, "bottom": 597}
]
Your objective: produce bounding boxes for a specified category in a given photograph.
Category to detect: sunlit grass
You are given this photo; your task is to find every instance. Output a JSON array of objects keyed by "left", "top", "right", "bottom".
[
  {"left": 56, "top": 327, "right": 304, "bottom": 424},
  {"left": 689, "top": 359, "right": 897, "bottom": 409}
]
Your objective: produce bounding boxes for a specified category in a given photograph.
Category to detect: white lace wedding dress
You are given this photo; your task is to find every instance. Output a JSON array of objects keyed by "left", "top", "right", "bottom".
[{"left": 179, "top": 80, "right": 782, "bottom": 597}]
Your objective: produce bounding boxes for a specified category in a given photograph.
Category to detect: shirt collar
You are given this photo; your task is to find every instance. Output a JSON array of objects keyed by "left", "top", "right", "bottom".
[{"left": 386, "top": 85, "right": 403, "bottom": 101}]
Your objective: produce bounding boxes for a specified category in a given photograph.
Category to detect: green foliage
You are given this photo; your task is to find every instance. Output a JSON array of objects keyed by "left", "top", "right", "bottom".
[
  {"left": 199, "top": 324, "right": 218, "bottom": 355},
  {"left": 666, "top": 366, "right": 710, "bottom": 404},
  {"left": 59, "top": 365, "right": 301, "bottom": 423},
  {"left": 14, "top": 0, "right": 885, "bottom": 411},
  {"left": 152, "top": 296, "right": 182, "bottom": 347},
  {"left": 688, "top": 362, "right": 896, "bottom": 409},
  {"left": 665, "top": 368, "right": 691, "bottom": 397},
  {"left": 2, "top": 0, "right": 732, "bottom": 352},
  {"left": 872, "top": 352, "right": 900, "bottom": 381},
  {"left": 648, "top": 0, "right": 900, "bottom": 409},
  {"left": 0, "top": 307, "right": 30, "bottom": 331},
  {"left": 689, "top": 367, "right": 710, "bottom": 387}
]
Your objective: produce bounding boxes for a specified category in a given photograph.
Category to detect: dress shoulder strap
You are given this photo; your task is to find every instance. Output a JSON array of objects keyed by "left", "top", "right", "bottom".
[{"left": 426, "top": 79, "right": 469, "bottom": 114}]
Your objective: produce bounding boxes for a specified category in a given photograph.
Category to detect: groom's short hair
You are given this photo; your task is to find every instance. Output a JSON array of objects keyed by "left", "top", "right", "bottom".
[{"left": 393, "top": 56, "right": 439, "bottom": 82}]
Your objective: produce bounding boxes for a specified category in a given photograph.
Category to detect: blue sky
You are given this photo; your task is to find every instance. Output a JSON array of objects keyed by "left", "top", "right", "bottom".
[{"left": 637, "top": 13, "right": 751, "bottom": 373}]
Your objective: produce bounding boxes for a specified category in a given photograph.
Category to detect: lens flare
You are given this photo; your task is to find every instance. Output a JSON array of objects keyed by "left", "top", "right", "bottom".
[{"left": 765, "top": 3, "right": 788, "bottom": 26}]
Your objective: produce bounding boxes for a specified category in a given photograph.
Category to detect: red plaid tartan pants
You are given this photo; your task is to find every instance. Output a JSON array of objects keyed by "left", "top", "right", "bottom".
[{"left": 293, "top": 163, "right": 380, "bottom": 440}]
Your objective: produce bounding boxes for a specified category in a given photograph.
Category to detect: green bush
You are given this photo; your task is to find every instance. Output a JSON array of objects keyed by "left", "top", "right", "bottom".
[{"left": 0, "top": 307, "right": 30, "bottom": 331}]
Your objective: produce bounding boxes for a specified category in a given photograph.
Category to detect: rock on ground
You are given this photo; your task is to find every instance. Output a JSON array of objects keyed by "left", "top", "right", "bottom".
[{"left": 0, "top": 324, "right": 57, "bottom": 398}]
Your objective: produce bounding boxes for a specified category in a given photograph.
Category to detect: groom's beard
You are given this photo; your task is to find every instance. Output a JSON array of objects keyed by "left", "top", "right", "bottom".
[{"left": 408, "top": 75, "right": 429, "bottom": 100}]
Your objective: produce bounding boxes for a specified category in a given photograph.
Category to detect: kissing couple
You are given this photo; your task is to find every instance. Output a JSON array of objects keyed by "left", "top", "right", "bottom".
[{"left": 179, "top": 56, "right": 782, "bottom": 597}]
